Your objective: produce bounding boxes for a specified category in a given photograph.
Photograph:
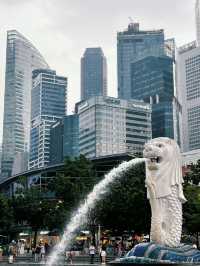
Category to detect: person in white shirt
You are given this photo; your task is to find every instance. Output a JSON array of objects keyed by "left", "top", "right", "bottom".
[{"left": 89, "top": 244, "right": 95, "bottom": 264}]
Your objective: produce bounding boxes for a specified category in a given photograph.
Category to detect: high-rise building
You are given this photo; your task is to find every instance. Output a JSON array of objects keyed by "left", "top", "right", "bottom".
[
  {"left": 165, "top": 38, "right": 176, "bottom": 60},
  {"left": 77, "top": 96, "right": 152, "bottom": 159},
  {"left": 196, "top": 0, "right": 200, "bottom": 46},
  {"left": 131, "top": 56, "right": 180, "bottom": 141},
  {"left": 49, "top": 115, "right": 79, "bottom": 164},
  {"left": 81, "top": 48, "right": 107, "bottom": 101},
  {"left": 177, "top": 41, "right": 200, "bottom": 152},
  {"left": 0, "top": 144, "right": 2, "bottom": 175},
  {"left": 29, "top": 69, "right": 67, "bottom": 169},
  {"left": 117, "top": 23, "right": 165, "bottom": 99},
  {"left": 1, "top": 30, "right": 49, "bottom": 178}
]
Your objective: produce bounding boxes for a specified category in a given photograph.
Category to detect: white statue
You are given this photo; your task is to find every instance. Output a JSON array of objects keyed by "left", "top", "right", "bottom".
[{"left": 143, "top": 137, "right": 186, "bottom": 247}]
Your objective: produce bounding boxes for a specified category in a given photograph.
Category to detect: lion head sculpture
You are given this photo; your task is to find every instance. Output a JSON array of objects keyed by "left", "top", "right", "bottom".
[{"left": 143, "top": 137, "right": 186, "bottom": 202}]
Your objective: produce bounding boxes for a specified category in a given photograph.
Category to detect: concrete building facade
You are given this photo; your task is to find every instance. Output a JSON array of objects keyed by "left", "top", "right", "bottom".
[{"left": 77, "top": 96, "right": 152, "bottom": 159}]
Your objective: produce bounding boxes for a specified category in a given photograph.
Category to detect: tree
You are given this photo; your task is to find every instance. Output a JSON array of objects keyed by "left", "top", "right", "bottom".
[
  {"left": 49, "top": 156, "right": 96, "bottom": 215},
  {"left": 9, "top": 156, "right": 96, "bottom": 246},
  {"left": 88, "top": 161, "right": 151, "bottom": 235},
  {"left": 12, "top": 187, "right": 64, "bottom": 247},
  {"left": 184, "top": 160, "right": 200, "bottom": 185},
  {"left": 0, "top": 193, "right": 14, "bottom": 238},
  {"left": 183, "top": 185, "right": 200, "bottom": 248},
  {"left": 183, "top": 162, "right": 200, "bottom": 248}
]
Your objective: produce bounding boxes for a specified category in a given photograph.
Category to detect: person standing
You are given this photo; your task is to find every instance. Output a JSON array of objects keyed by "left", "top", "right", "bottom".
[
  {"left": 40, "top": 244, "right": 45, "bottom": 260},
  {"left": 66, "top": 250, "right": 74, "bottom": 264},
  {"left": 0, "top": 246, "right": 3, "bottom": 262},
  {"left": 19, "top": 241, "right": 25, "bottom": 255},
  {"left": 26, "top": 242, "right": 30, "bottom": 254},
  {"left": 101, "top": 246, "right": 106, "bottom": 265},
  {"left": 99, "top": 245, "right": 102, "bottom": 263},
  {"left": 8, "top": 241, "right": 16, "bottom": 264},
  {"left": 89, "top": 244, "right": 95, "bottom": 264},
  {"left": 34, "top": 244, "right": 41, "bottom": 262}
]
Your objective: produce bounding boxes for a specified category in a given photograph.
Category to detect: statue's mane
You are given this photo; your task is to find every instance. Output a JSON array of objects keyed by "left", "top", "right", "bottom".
[{"left": 146, "top": 137, "right": 186, "bottom": 202}]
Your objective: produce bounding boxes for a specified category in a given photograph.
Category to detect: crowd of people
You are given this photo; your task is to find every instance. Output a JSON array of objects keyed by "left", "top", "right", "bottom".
[
  {"left": 0, "top": 233, "right": 144, "bottom": 264},
  {"left": 33, "top": 242, "right": 51, "bottom": 262},
  {"left": 1, "top": 240, "right": 52, "bottom": 263}
]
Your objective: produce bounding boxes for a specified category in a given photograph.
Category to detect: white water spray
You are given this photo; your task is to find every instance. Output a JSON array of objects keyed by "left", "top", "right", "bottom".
[{"left": 47, "top": 158, "right": 145, "bottom": 266}]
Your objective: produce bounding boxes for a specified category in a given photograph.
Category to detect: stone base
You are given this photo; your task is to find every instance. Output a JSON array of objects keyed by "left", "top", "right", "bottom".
[
  {"left": 110, "top": 242, "right": 200, "bottom": 264},
  {"left": 109, "top": 263, "right": 200, "bottom": 266}
]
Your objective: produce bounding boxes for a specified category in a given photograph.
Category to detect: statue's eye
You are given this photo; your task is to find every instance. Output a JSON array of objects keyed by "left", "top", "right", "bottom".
[{"left": 158, "top": 144, "right": 162, "bottom": 148}]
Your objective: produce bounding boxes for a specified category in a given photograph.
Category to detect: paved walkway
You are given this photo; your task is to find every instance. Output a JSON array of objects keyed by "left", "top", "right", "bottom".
[{"left": 0, "top": 254, "right": 116, "bottom": 265}]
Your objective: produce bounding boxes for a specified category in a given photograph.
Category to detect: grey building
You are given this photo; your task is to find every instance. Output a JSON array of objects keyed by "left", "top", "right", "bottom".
[
  {"left": 117, "top": 23, "right": 165, "bottom": 100},
  {"left": 77, "top": 96, "right": 152, "bottom": 158},
  {"left": 81, "top": 48, "right": 107, "bottom": 101},
  {"left": 177, "top": 41, "right": 200, "bottom": 151},
  {"left": 131, "top": 56, "right": 180, "bottom": 141},
  {"left": 1, "top": 30, "right": 49, "bottom": 179},
  {"left": 196, "top": 0, "right": 200, "bottom": 46},
  {"left": 0, "top": 144, "right": 2, "bottom": 175},
  {"left": 50, "top": 115, "right": 79, "bottom": 164},
  {"left": 29, "top": 69, "right": 67, "bottom": 169}
]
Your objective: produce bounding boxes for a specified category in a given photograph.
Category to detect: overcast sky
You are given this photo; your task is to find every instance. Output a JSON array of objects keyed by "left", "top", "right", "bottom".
[{"left": 0, "top": 0, "right": 196, "bottom": 142}]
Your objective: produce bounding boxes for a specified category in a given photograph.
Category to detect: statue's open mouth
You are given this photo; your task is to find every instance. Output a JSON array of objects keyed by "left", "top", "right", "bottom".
[{"left": 149, "top": 157, "right": 161, "bottom": 163}]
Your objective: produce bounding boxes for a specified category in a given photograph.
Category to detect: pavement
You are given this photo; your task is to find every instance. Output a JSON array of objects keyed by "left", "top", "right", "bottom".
[
  {"left": 0, "top": 254, "right": 116, "bottom": 265},
  {"left": 0, "top": 262, "right": 103, "bottom": 266}
]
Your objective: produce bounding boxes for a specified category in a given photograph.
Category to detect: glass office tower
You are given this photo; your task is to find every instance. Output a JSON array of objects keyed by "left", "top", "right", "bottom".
[
  {"left": 81, "top": 48, "right": 107, "bottom": 101},
  {"left": 29, "top": 69, "right": 67, "bottom": 169},
  {"left": 1, "top": 30, "right": 49, "bottom": 178},
  {"left": 117, "top": 23, "right": 165, "bottom": 99},
  {"left": 131, "top": 56, "right": 179, "bottom": 140},
  {"left": 50, "top": 114, "right": 79, "bottom": 164}
]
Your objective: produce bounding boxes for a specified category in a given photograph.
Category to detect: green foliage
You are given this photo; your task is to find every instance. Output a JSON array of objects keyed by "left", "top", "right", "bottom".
[
  {"left": 49, "top": 156, "right": 96, "bottom": 211},
  {"left": 183, "top": 184, "right": 200, "bottom": 235},
  {"left": 183, "top": 162, "right": 200, "bottom": 247},
  {"left": 0, "top": 156, "right": 96, "bottom": 241},
  {"left": 0, "top": 194, "right": 14, "bottom": 234},
  {"left": 88, "top": 162, "right": 151, "bottom": 234},
  {"left": 184, "top": 160, "right": 200, "bottom": 185}
]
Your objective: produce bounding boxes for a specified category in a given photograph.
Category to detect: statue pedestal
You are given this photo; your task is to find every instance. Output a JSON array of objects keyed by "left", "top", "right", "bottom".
[{"left": 109, "top": 242, "right": 200, "bottom": 265}]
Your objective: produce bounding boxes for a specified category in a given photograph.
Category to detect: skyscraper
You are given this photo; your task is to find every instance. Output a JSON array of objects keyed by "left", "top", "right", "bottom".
[
  {"left": 131, "top": 56, "right": 180, "bottom": 141},
  {"left": 29, "top": 69, "right": 67, "bottom": 169},
  {"left": 0, "top": 144, "right": 2, "bottom": 175},
  {"left": 177, "top": 41, "right": 200, "bottom": 152},
  {"left": 81, "top": 48, "right": 107, "bottom": 101},
  {"left": 196, "top": 0, "right": 200, "bottom": 46},
  {"left": 1, "top": 30, "right": 49, "bottom": 178},
  {"left": 117, "top": 23, "right": 165, "bottom": 99},
  {"left": 77, "top": 96, "right": 152, "bottom": 158},
  {"left": 50, "top": 114, "right": 79, "bottom": 164}
]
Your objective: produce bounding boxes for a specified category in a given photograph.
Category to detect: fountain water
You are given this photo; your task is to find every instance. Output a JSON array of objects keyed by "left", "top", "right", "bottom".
[{"left": 46, "top": 157, "right": 145, "bottom": 266}]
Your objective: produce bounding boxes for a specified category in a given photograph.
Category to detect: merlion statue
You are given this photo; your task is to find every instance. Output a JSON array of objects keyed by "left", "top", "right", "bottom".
[
  {"left": 143, "top": 137, "right": 186, "bottom": 247},
  {"left": 117, "top": 138, "right": 200, "bottom": 264}
]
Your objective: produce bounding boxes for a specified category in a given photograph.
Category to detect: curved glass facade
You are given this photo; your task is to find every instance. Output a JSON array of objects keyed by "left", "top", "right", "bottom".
[{"left": 1, "top": 30, "right": 49, "bottom": 178}]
